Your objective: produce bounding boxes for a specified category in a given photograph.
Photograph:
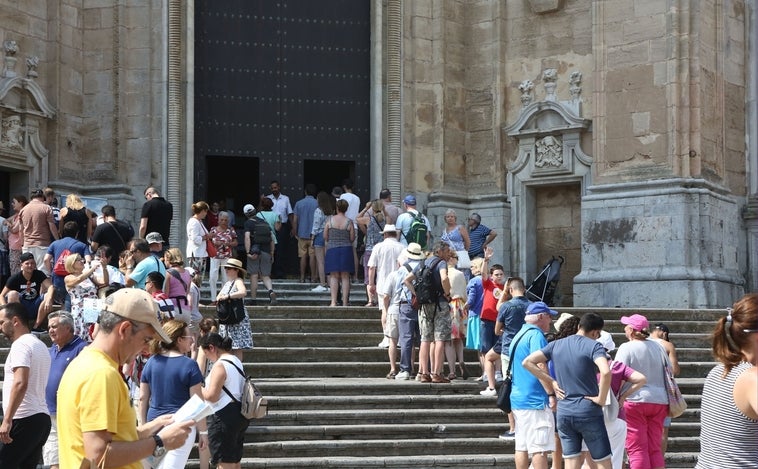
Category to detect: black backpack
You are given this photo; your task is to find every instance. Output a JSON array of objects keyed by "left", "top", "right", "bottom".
[
  {"left": 246, "top": 216, "right": 272, "bottom": 251},
  {"left": 412, "top": 257, "right": 443, "bottom": 305}
]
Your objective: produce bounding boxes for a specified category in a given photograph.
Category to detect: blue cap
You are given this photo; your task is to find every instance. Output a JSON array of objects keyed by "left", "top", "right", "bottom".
[
  {"left": 403, "top": 195, "right": 417, "bottom": 205},
  {"left": 526, "top": 301, "right": 558, "bottom": 316}
]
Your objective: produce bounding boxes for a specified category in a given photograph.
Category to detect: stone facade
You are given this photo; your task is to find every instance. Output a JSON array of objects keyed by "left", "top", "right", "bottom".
[{"left": 0, "top": 0, "right": 754, "bottom": 307}]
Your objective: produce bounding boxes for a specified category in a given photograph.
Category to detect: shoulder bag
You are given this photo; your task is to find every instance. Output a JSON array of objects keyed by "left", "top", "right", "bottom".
[
  {"left": 216, "top": 282, "right": 246, "bottom": 325},
  {"left": 659, "top": 346, "right": 687, "bottom": 418},
  {"left": 496, "top": 331, "right": 528, "bottom": 413}
]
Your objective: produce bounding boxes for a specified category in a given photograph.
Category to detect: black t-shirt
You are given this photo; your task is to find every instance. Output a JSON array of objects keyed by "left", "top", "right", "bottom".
[
  {"left": 141, "top": 197, "right": 173, "bottom": 242},
  {"left": 5, "top": 270, "right": 48, "bottom": 301},
  {"left": 62, "top": 207, "right": 91, "bottom": 244},
  {"left": 91, "top": 220, "right": 135, "bottom": 266},
  {"left": 244, "top": 217, "right": 272, "bottom": 254}
]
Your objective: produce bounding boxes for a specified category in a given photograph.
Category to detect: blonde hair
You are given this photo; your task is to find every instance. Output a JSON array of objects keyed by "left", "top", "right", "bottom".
[
  {"left": 192, "top": 201, "right": 209, "bottom": 214},
  {"left": 150, "top": 320, "right": 188, "bottom": 355},
  {"left": 469, "top": 257, "right": 484, "bottom": 276},
  {"left": 164, "top": 247, "right": 185, "bottom": 267},
  {"left": 66, "top": 193, "right": 85, "bottom": 210},
  {"left": 371, "top": 199, "right": 385, "bottom": 224},
  {"left": 63, "top": 253, "right": 82, "bottom": 274}
]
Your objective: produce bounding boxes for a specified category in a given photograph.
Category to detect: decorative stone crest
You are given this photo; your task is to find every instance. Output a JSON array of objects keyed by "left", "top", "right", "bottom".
[
  {"left": 3, "top": 40, "right": 18, "bottom": 78},
  {"left": 569, "top": 71, "right": 582, "bottom": 101},
  {"left": 519, "top": 80, "right": 534, "bottom": 107},
  {"left": 543, "top": 69, "right": 557, "bottom": 101},
  {"left": 1, "top": 115, "right": 24, "bottom": 151},
  {"left": 535, "top": 135, "right": 563, "bottom": 167},
  {"left": 26, "top": 56, "right": 39, "bottom": 79}
]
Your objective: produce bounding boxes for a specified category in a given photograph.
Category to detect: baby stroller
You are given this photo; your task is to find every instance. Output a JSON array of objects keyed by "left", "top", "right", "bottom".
[{"left": 526, "top": 256, "right": 564, "bottom": 306}]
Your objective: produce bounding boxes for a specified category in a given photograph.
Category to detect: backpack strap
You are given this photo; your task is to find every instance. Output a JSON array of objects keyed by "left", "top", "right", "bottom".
[{"left": 220, "top": 358, "right": 247, "bottom": 403}]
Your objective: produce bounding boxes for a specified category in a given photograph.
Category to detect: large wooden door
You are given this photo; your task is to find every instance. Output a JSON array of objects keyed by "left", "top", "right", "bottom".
[{"left": 194, "top": 0, "right": 371, "bottom": 209}]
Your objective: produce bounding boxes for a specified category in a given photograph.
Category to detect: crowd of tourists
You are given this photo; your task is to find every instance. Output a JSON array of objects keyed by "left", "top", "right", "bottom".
[{"left": 0, "top": 184, "right": 755, "bottom": 468}]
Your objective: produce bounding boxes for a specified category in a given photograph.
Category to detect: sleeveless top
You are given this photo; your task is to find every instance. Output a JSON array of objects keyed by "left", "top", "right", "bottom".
[
  {"left": 207, "top": 354, "right": 245, "bottom": 413},
  {"left": 364, "top": 214, "right": 385, "bottom": 252},
  {"left": 441, "top": 225, "right": 465, "bottom": 251},
  {"left": 63, "top": 207, "right": 90, "bottom": 244},
  {"left": 697, "top": 361, "right": 758, "bottom": 468},
  {"left": 326, "top": 217, "right": 352, "bottom": 249}
]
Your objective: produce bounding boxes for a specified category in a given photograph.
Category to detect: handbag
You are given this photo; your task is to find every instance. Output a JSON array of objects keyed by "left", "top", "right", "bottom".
[
  {"left": 496, "top": 331, "right": 528, "bottom": 413},
  {"left": 206, "top": 238, "right": 218, "bottom": 258},
  {"left": 660, "top": 348, "right": 687, "bottom": 418},
  {"left": 455, "top": 250, "right": 471, "bottom": 269},
  {"left": 216, "top": 283, "right": 246, "bottom": 325}
]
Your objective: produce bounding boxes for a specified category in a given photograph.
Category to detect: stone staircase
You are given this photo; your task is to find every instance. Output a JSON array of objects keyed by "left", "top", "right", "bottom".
[{"left": 0, "top": 280, "right": 718, "bottom": 468}]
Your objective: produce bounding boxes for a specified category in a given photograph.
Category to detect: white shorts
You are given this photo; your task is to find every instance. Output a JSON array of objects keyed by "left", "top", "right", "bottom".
[
  {"left": 42, "top": 414, "right": 58, "bottom": 465},
  {"left": 513, "top": 407, "right": 556, "bottom": 455}
]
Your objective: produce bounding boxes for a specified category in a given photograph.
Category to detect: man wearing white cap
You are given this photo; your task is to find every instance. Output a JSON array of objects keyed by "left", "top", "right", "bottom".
[
  {"left": 57, "top": 289, "right": 193, "bottom": 469},
  {"left": 368, "top": 224, "right": 405, "bottom": 348}
]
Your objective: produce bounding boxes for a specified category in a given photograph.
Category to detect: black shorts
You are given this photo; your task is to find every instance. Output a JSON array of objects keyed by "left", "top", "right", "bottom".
[{"left": 208, "top": 402, "right": 249, "bottom": 464}]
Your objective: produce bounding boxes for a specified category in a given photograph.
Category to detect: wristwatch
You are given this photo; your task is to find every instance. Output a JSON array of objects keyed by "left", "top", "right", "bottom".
[{"left": 152, "top": 434, "right": 166, "bottom": 458}]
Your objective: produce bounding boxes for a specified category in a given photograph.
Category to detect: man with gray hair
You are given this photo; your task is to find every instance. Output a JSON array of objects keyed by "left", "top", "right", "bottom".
[
  {"left": 43, "top": 312, "right": 87, "bottom": 469},
  {"left": 467, "top": 212, "right": 497, "bottom": 260}
]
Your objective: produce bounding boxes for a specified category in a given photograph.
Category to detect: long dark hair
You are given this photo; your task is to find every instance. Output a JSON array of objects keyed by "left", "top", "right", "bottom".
[{"left": 317, "top": 191, "right": 335, "bottom": 216}]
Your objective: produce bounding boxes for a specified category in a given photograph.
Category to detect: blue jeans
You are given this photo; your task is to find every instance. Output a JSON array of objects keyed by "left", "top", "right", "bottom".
[
  {"left": 556, "top": 412, "right": 611, "bottom": 461},
  {"left": 397, "top": 302, "right": 420, "bottom": 373}
]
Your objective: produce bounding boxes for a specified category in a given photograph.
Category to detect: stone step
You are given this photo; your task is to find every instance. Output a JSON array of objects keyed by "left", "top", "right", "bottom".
[{"left": 247, "top": 346, "right": 481, "bottom": 363}]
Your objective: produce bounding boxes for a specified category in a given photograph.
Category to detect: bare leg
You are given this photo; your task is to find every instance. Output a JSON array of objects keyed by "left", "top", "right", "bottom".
[
  {"left": 340, "top": 272, "right": 350, "bottom": 305},
  {"left": 444, "top": 341, "right": 456, "bottom": 376},
  {"left": 315, "top": 246, "right": 326, "bottom": 285},
  {"left": 299, "top": 251, "right": 307, "bottom": 282},
  {"left": 308, "top": 250, "right": 317, "bottom": 283},
  {"left": 484, "top": 349, "right": 499, "bottom": 389},
  {"left": 249, "top": 274, "right": 259, "bottom": 299},
  {"left": 419, "top": 341, "right": 431, "bottom": 375},
  {"left": 329, "top": 273, "right": 339, "bottom": 306},
  {"left": 388, "top": 337, "right": 398, "bottom": 373},
  {"left": 433, "top": 339, "right": 447, "bottom": 375},
  {"left": 551, "top": 433, "right": 563, "bottom": 469}
]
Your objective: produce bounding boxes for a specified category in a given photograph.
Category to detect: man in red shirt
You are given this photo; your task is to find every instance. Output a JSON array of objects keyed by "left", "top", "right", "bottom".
[{"left": 478, "top": 246, "right": 507, "bottom": 395}]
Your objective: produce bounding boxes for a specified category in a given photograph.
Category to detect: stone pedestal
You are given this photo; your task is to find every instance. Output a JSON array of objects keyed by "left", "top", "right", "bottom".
[{"left": 574, "top": 178, "right": 745, "bottom": 308}]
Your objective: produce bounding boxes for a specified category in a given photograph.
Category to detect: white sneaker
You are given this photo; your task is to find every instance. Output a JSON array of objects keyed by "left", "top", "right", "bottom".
[
  {"left": 311, "top": 285, "right": 328, "bottom": 292},
  {"left": 495, "top": 371, "right": 504, "bottom": 383},
  {"left": 378, "top": 337, "right": 390, "bottom": 348},
  {"left": 395, "top": 370, "right": 410, "bottom": 380},
  {"left": 480, "top": 387, "right": 497, "bottom": 397}
]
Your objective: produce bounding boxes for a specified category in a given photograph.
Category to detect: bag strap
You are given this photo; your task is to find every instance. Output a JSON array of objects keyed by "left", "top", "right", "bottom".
[
  {"left": 506, "top": 329, "right": 530, "bottom": 377},
  {"left": 167, "top": 268, "right": 189, "bottom": 294},
  {"left": 107, "top": 221, "right": 126, "bottom": 247},
  {"left": 219, "top": 358, "right": 247, "bottom": 403}
]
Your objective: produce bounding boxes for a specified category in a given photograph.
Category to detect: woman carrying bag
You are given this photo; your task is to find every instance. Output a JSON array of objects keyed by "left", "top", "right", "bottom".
[{"left": 215, "top": 258, "right": 252, "bottom": 360}]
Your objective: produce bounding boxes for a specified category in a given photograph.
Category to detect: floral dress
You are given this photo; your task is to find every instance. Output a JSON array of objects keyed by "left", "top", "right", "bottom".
[
  {"left": 217, "top": 280, "right": 253, "bottom": 350},
  {"left": 448, "top": 267, "right": 468, "bottom": 340},
  {"left": 68, "top": 276, "right": 99, "bottom": 342}
]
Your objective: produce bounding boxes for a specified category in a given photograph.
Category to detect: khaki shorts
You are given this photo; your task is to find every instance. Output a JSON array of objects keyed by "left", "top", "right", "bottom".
[
  {"left": 514, "top": 407, "right": 555, "bottom": 455},
  {"left": 419, "top": 302, "right": 452, "bottom": 342},
  {"left": 298, "top": 237, "right": 315, "bottom": 257},
  {"left": 384, "top": 310, "right": 399, "bottom": 339}
]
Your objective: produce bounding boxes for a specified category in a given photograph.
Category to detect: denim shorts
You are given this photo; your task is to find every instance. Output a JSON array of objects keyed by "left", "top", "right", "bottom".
[
  {"left": 479, "top": 319, "right": 497, "bottom": 353},
  {"left": 556, "top": 413, "right": 611, "bottom": 461}
]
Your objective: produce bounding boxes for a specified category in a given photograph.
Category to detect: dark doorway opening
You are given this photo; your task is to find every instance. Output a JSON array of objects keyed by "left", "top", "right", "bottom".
[
  {"left": 303, "top": 160, "right": 356, "bottom": 197},
  {"left": 206, "top": 156, "right": 260, "bottom": 227}
]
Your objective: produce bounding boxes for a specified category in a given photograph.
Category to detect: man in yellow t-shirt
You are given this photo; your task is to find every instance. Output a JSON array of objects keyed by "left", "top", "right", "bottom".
[{"left": 57, "top": 289, "right": 193, "bottom": 468}]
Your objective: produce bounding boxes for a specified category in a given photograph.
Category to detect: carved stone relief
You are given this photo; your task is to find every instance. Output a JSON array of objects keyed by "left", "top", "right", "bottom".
[{"left": 535, "top": 135, "right": 562, "bottom": 168}]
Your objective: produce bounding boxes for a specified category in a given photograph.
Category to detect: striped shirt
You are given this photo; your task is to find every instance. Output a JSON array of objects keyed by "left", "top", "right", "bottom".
[{"left": 697, "top": 361, "right": 758, "bottom": 468}]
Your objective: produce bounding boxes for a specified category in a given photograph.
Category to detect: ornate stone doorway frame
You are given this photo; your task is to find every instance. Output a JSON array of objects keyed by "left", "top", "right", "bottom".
[
  {"left": 503, "top": 72, "right": 592, "bottom": 283},
  {"left": 0, "top": 40, "right": 55, "bottom": 194}
]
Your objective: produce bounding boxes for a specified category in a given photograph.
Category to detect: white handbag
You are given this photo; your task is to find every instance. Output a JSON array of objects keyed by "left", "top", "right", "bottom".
[{"left": 455, "top": 250, "right": 471, "bottom": 269}]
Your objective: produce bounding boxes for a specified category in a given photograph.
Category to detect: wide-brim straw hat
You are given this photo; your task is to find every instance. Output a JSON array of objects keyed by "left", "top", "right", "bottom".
[{"left": 223, "top": 258, "right": 246, "bottom": 276}]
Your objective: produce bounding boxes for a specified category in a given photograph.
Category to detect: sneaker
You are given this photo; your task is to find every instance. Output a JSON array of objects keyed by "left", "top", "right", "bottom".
[
  {"left": 311, "top": 285, "right": 328, "bottom": 292},
  {"left": 498, "top": 431, "right": 516, "bottom": 440},
  {"left": 495, "top": 371, "right": 504, "bottom": 383},
  {"left": 395, "top": 370, "right": 410, "bottom": 380},
  {"left": 480, "top": 387, "right": 497, "bottom": 397},
  {"left": 377, "top": 337, "right": 390, "bottom": 348},
  {"left": 269, "top": 290, "right": 277, "bottom": 305},
  {"left": 474, "top": 373, "right": 486, "bottom": 382}
]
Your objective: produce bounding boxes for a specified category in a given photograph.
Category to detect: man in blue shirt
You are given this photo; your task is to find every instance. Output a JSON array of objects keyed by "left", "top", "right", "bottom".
[
  {"left": 44, "top": 312, "right": 87, "bottom": 469},
  {"left": 292, "top": 184, "right": 319, "bottom": 284},
  {"left": 42, "top": 221, "right": 90, "bottom": 307},
  {"left": 523, "top": 312, "right": 613, "bottom": 469},
  {"left": 467, "top": 213, "right": 497, "bottom": 259},
  {"left": 509, "top": 301, "right": 558, "bottom": 469}
]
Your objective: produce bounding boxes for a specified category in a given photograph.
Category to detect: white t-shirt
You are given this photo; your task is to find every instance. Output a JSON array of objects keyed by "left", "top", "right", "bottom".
[
  {"left": 2, "top": 333, "right": 51, "bottom": 418},
  {"left": 367, "top": 237, "right": 406, "bottom": 293},
  {"left": 339, "top": 192, "right": 361, "bottom": 227}
]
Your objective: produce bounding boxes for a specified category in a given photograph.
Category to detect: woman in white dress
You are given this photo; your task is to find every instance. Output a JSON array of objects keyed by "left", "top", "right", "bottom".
[{"left": 186, "top": 200, "right": 211, "bottom": 280}]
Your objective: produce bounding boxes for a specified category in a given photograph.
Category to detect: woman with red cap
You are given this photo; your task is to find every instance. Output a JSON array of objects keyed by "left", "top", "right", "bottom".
[{"left": 614, "top": 314, "right": 669, "bottom": 469}]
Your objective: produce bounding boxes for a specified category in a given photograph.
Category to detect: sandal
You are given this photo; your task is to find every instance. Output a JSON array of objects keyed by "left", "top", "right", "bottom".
[
  {"left": 447, "top": 373, "right": 457, "bottom": 381},
  {"left": 365, "top": 302, "right": 378, "bottom": 307},
  {"left": 386, "top": 371, "right": 397, "bottom": 379}
]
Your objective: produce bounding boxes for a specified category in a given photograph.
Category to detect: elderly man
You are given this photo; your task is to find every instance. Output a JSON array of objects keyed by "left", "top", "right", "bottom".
[
  {"left": 467, "top": 213, "right": 497, "bottom": 260},
  {"left": 43, "top": 312, "right": 87, "bottom": 469},
  {"left": 367, "top": 224, "right": 405, "bottom": 348},
  {"left": 0, "top": 252, "right": 55, "bottom": 329},
  {"left": 56, "top": 289, "right": 193, "bottom": 468},
  {"left": 0, "top": 302, "right": 52, "bottom": 467}
]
